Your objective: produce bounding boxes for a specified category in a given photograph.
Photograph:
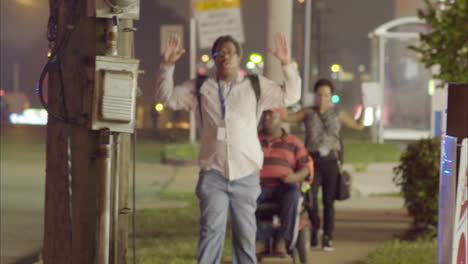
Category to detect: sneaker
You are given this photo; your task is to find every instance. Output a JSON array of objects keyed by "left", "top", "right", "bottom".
[
  {"left": 311, "top": 229, "right": 319, "bottom": 248},
  {"left": 322, "top": 235, "right": 335, "bottom": 251},
  {"left": 256, "top": 241, "right": 267, "bottom": 255},
  {"left": 273, "top": 238, "right": 287, "bottom": 256}
]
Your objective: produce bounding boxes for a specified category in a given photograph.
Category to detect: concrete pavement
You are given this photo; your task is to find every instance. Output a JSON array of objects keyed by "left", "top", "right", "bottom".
[{"left": 1, "top": 158, "right": 407, "bottom": 264}]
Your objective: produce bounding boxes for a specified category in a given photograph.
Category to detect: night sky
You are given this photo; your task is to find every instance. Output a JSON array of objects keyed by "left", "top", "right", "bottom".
[{"left": 1, "top": 0, "right": 397, "bottom": 110}]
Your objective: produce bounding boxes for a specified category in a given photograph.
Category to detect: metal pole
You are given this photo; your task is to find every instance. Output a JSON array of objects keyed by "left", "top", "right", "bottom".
[
  {"left": 111, "top": 133, "right": 120, "bottom": 263},
  {"left": 302, "top": 0, "right": 312, "bottom": 106},
  {"left": 96, "top": 130, "right": 113, "bottom": 264},
  {"left": 189, "top": 17, "right": 197, "bottom": 144},
  {"left": 378, "top": 36, "right": 385, "bottom": 144}
]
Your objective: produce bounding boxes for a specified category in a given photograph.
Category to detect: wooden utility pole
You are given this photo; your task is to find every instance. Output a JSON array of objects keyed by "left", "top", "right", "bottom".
[{"left": 43, "top": 1, "right": 136, "bottom": 263}]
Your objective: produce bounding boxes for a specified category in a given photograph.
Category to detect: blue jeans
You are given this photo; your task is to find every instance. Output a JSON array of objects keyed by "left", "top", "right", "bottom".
[{"left": 196, "top": 170, "right": 261, "bottom": 264}]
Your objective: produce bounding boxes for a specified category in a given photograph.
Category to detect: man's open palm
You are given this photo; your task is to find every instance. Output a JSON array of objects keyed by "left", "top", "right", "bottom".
[
  {"left": 269, "top": 32, "right": 291, "bottom": 65},
  {"left": 162, "top": 35, "right": 186, "bottom": 66}
]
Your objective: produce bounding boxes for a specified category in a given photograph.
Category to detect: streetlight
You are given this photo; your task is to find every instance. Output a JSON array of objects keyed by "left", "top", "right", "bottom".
[
  {"left": 201, "top": 54, "right": 210, "bottom": 63},
  {"left": 331, "top": 64, "right": 341, "bottom": 73},
  {"left": 155, "top": 103, "right": 164, "bottom": 112}
]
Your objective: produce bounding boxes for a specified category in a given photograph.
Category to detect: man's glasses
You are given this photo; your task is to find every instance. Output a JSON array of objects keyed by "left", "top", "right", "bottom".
[{"left": 212, "top": 51, "right": 237, "bottom": 58}]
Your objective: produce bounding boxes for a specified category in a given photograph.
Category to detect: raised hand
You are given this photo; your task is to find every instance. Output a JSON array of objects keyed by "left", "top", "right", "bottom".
[
  {"left": 162, "top": 35, "right": 186, "bottom": 66},
  {"left": 268, "top": 32, "right": 291, "bottom": 66}
]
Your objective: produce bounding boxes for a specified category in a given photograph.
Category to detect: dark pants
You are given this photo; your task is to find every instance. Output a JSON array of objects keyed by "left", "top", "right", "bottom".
[
  {"left": 306, "top": 155, "right": 340, "bottom": 239},
  {"left": 256, "top": 182, "right": 302, "bottom": 249}
]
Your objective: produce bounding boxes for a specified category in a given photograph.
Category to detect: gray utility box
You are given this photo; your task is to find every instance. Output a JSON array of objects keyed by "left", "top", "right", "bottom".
[{"left": 91, "top": 56, "right": 139, "bottom": 133}]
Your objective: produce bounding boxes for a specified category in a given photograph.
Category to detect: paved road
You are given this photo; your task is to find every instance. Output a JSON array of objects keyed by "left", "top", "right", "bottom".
[{"left": 1, "top": 160, "right": 45, "bottom": 264}]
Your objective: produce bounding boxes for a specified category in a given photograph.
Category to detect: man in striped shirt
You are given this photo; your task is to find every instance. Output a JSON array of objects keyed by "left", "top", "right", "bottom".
[{"left": 257, "top": 108, "right": 313, "bottom": 255}]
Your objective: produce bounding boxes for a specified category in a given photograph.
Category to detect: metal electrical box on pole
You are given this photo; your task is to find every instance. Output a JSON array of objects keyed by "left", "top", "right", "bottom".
[
  {"left": 91, "top": 56, "right": 139, "bottom": 133},
  {"left": 43, "top": 1, "right": 140, "bottom": 264},
  {"left": 88, "top": 2, "right": 140, "bottom": 264}
]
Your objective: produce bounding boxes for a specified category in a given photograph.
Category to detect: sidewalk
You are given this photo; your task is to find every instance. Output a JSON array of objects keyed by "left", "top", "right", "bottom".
[
  {"left": 230, "top": 198, "right": 409, "bottom": 264},
  {"left": 2, "top": 162, "right": 408, "bottom": 264},
  {"left": 222, "top": 162, "right": 410, "bottom": 264}
]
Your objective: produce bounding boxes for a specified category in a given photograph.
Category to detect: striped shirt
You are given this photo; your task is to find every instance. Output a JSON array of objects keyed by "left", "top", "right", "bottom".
[{"left": 259, "top": 130, "right": 311, "bottom": 186}]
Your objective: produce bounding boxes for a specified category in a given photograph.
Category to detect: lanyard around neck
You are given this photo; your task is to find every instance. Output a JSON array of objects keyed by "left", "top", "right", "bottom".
[{"left": 217, "top": 79, "right": 235, "bottom": 120}]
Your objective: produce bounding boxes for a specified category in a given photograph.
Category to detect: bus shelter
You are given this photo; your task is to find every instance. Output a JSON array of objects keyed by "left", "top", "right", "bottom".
[{"left": 370, "top": 16, "right": 432, "bottom": 142}]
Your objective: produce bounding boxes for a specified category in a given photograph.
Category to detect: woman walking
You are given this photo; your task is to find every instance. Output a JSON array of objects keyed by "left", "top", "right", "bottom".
[{"left": 286, "top": 78, "right": 364, "bottom": 251}]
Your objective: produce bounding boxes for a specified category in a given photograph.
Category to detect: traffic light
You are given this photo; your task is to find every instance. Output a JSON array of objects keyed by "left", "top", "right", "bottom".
[{"left": 332, "top": 94, "right": 340, "bottom": 104}]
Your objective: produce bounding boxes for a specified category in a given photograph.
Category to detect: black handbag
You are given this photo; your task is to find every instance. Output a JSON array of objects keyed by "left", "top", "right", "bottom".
[{"left": 335, "top": 162, "right": 351, "bottom": 201}]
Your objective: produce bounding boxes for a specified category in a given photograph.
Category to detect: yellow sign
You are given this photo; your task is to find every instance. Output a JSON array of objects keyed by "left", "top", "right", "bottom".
[{"left": 194, "top": 0, "right": 240, "bottom": 11}]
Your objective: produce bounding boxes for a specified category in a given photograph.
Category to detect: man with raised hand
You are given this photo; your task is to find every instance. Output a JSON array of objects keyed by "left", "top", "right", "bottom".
[{"left": 155, "top": 33, "right": 301, "bottom": 264}]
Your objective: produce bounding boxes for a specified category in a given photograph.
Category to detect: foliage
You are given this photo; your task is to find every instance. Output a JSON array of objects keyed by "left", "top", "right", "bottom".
[
  {"left": 393, "top": 138, "right": 440, "bottom": 231},
  {"left": 362, "top": 239, "right": 437, "bottom": 264},
  {"left": 129, "top": 193, "right": 233, "bottom": 264},
  {"left": 409, "top": 0, "right": 468, "bottom": 83}
]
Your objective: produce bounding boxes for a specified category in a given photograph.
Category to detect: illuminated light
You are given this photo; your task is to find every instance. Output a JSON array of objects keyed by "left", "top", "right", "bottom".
[
  {"left": 16, "top": 0, "right": 34, "bottom": 6},
  {"left": 198, "top": 67, "right": 207, "bottom": 75},
  {"left": 249, "top": 53, "right": 263, "bottom": 64},
  {"left": 246, "top": 61, "right": 256, "bottom": 70},
  {"left": 165, "top": 122, "right": 174, "bottom": 129},
  {"left": 155, "top": 103, "right": 164, "bottom": 112},
  {"left": 292, "top": 61, "right": 299, "bottom": 70},
  {"left": 428, "top": 79, "right": 435, "bottom": 96},
  {"left": 298, "top": 0, "right": 305, "bottom": 3},
  {"left": 47, "top": 50, "right": 52, "bottom": 58},
  {"left": 201, "top": 54, "right": 210, "bottom": 63},
  {"left": 358, "top": 64, "right": 366, "bottom": 73},
  {"left": 353, "top": 104, "right": 363, "bottom": 119},
  {"left": 363, "top": 107, "right": 374, "bottom": 127},
  {"left": 206, "top": 60, "right": 215, "bottom": 68},
  {"left": 339, "top": 71, "right": 355, "bottom": 81},
  {"left": 176, "top": 121, "right": 191, "bottom": 130},
  {"left": 9, "top": 108, "right": 48, "bottom": 125},
  {"left": 375, "top": 108, "right": 382, "bottom": 120},
  {"left": 331, "top": 64, "right": 341, "bottom": 73},
  {"left": 0, "top": 90, "right": 4, "bottom": 96},
  {"left": 331, "top": 94, "right": 340, "bottom": 104}
]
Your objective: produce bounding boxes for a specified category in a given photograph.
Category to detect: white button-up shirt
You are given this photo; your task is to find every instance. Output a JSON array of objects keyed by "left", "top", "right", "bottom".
[{"left": 155, "top": 64, "right": 301, "bottom": 180}]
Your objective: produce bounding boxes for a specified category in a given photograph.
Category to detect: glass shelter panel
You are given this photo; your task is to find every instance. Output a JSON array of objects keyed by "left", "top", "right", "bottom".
[{"left": 383, "top": 37, "right": 431, "bottom": 131}]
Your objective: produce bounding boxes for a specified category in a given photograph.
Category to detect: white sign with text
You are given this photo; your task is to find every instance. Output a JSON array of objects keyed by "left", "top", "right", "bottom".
[{"left": 193, "top": 0, "right": 245, "bottom": 49}]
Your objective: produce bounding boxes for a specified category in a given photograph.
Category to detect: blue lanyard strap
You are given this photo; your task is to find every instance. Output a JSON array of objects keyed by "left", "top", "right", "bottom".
[{"left": 217, "top": 79, "right": 234, "bottom": 120}]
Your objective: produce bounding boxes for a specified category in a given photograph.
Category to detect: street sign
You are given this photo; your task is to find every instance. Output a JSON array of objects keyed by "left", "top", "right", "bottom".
[
  {"left": 160, "top": 25, "right": 184, "bottom": 54},
  {"left": 192, "top": 0, "right": 245, "bottom": 49}
]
